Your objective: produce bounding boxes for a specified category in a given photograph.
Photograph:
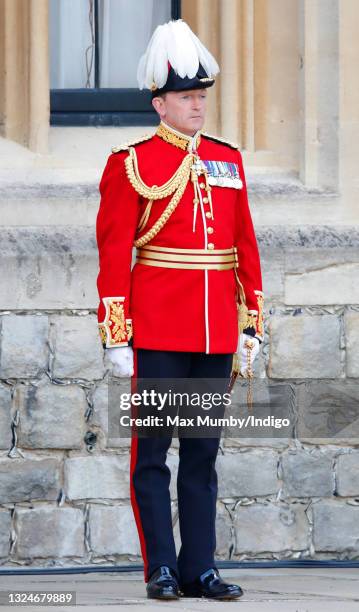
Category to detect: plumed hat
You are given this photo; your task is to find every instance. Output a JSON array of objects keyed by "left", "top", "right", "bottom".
[{"left": 137, "top": 19, "right": 220, "bottom": 97}]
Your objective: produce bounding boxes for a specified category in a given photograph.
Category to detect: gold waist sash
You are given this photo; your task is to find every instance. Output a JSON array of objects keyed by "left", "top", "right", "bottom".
[{"left": 136, "top": 245, "right": 238, "bottom": 270}]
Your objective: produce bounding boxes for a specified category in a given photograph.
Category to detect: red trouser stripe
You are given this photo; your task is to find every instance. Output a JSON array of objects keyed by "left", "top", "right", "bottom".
[{"left": 129, "top": 348, "right": 150, "bottom": 582}]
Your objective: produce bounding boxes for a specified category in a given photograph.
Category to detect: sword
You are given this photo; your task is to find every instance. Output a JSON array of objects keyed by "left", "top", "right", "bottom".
[{"left": 228, "top": 340, "right": 255, "bottom": 410}]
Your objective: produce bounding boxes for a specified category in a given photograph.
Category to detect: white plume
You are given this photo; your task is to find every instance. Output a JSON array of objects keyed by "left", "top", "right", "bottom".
[{"left": 137, "top": 19, "right": 220, "bottom": 90}]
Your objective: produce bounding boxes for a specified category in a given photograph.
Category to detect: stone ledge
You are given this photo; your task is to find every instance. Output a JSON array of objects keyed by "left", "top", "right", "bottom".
[
  {"left": 258, "top": 225, "right": 359, "bottom": 248},
  {"left": 2, "top": 224, "right": 359, "bottom": 251},
  {"left": 0, "top": 225, "right": 358, "bottom": 310},
  {"left": 0, "top": 183, "right": 99, "bottom": 200},
  {"left": 0, "top": 173, "right": 338, "bottom": 201}
]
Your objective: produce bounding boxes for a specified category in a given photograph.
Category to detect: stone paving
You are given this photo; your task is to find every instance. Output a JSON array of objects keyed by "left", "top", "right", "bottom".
[{"left": 0, "top": 567, "right": 358, "bottom": 611}]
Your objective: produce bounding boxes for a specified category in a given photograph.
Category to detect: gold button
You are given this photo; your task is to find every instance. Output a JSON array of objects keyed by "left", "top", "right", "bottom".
[
  {"left": 199, "top": 182, "right": 205, "bottom": 189},
  {"left": 207, "top": 242, "right": 215, "bottom": 250},
  {"left": 207, "top": 227, "right": 214, "bottom": 234},
  {"left": 203, "top": 197, "right": 209, "bottom": 203},
  {"left": 205, "top": 211, "right": 212, "bottom": 218}
]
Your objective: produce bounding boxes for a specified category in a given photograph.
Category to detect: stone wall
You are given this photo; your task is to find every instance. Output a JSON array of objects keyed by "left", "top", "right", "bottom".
[{"left": 0, "top": 224, "right": 359, "bottom": 567}]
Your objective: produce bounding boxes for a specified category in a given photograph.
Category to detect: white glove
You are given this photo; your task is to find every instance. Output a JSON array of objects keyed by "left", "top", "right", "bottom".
[
  {"left": 105, "top": 346, "right": 134, "bottom": 377},
  {"left": 237, "top": 333, "right": 260, "bottom": 377}
]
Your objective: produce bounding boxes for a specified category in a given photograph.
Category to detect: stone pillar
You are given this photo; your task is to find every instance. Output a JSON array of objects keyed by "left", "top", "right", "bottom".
[
  {"left": 183, "top": 0, "right": 301, "bottom": 167},
  {"left": 0, "top": 0, "right": 49, "bottom": 152},
  {"left": 338, "top": 0, "right": 359, "bottom": 222},
  {"left": 238, "top": 0, "right": 255, "bottom": 151},
  {"left": 219, "top": 0, "right": 241, "bottom": 145},
  {"left": 182, "top": 0, "right": 220, "bottom": 134},
  {"left": 29, "top": 0, "right": 49, "bottom": 153},
  {"left": 299, "top": 0, "right": 339, "bottom": 190}
]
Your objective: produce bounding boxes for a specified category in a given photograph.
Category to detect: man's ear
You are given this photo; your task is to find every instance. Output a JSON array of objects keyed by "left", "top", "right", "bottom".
[{"left": 152, "top": 96, "right": 163, "bottom": 116}]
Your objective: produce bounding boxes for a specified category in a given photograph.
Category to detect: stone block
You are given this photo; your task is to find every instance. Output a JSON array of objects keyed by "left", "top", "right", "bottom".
[
  {"left": 16, "top": 381, "right": 86, "bottom": 449},
  {"left": 313, "top": 500, "right": 359, "bottom": 552},
  {"left": 234, "top": 503, "right": 309, "bottom": 553},
  {"left": 268, "top": 314, "right": 341, "bottom": 379},
  {"left": 51, "top": 315, "right": 104, "bottom": 379},
  {"left": 336, "top": 452, "right": 359, "bottom": 496},
  {"left": 215, "top": 502, "right": 233, "bottom": 557},
  {"left": 0, "top": 511, "right": 11, "bottom": 557},
  {"left": 344, "top": 311, "right": 359, "bottom": 377},
  {"left": 65, "top": 455, "right": 129, "bottom": 500},
  {"left": 89, "top": 504, "right": 141, "bottom": 556},
  {"left": 297, "top": 381, "right": 359, "bottom": 442},
  {"left": 0, "top": 458, "right": 61, "bottom": 503},
  {"left": 285, "top": 262, "right": 359, "bottom": 305},
  {"left": 15, "top": 507, "right": 84, "bottom": 558},
  {"left": 0, "top": 228, "right": 98, "bottom": 310},
  {"left": 217, "top": 451, "right": 278, "bottom": 498},
  {"left": 0, "top": 385, "right": 12, "bottom": 449},
  {"left": 0, "top": 315, "right": 48, "bottom": 378},
  {"left": 281, "top": 450, "right": 334, "bottom": 497}
]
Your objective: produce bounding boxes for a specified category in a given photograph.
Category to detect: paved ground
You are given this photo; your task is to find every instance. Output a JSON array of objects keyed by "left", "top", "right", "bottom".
[{"left": 0, "top": 567, "right": 358, "bottom": 611}]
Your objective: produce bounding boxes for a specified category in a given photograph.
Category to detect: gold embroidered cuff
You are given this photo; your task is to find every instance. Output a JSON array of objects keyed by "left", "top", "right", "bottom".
[
  {"left": 98, "top": 296, "right": 133, "bottom": 348},
  {"left": 242, "top": 290, "right": 264, "bottom": 341},
  {"left": 254, "top": 290, "right": 264, "bottom": 339}
]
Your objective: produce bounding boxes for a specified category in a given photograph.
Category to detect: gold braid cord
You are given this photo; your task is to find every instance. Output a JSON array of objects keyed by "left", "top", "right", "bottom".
[
  {"left": 231, "top": 268, "right": 258, "bottom": 410},
  {"left": 244, "top": 338, "right": 255, "bottom": 410},
  {"left": 124, "top": 147, "right": 194, "bottom": 248}
]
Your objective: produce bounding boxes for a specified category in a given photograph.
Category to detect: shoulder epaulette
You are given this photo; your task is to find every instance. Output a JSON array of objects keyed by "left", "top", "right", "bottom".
[
  {"left": 111, "top": 133, "right": 154, "bottom": 153},
  {"left": 201, "top": 132, "right": 239, "bottom": 150}
]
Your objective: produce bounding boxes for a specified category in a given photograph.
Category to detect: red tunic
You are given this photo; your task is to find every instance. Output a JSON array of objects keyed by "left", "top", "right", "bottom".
[{"left": 96, "top": 122, "right": 264, "bottom": 354}]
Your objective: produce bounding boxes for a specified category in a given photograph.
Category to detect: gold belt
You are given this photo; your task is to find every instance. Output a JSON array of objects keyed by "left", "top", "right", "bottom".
[{"left": 136, "top": 245, "right": 238, "bottom": 270}]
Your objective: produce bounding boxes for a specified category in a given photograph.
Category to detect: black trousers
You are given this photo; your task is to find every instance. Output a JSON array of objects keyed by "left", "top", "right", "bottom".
[{"left": 129, "top": 348, "right": 233, "bottom": 583}]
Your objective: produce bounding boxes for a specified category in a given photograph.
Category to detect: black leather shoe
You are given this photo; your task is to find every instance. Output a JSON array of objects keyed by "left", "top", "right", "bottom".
[
  {"left": 146, "top": 565, "right": 180, "bottom": 600},
  {"left": 181, "top": 567, "right": 244, "bottom": 599}
]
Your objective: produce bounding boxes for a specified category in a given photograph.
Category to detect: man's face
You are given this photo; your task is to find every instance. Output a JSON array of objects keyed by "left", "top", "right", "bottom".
[{"left": 152, "top": 89, "right": 208, "bottom": 136}]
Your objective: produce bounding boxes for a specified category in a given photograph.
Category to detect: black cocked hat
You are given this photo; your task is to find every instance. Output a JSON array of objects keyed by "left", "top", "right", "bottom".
[{"left": 137, "top": 19, "right": 219, "bottom": 96}]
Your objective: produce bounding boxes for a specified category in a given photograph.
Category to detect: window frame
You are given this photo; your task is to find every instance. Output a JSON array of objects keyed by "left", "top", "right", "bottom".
[{"left": 50, "top": 0, "right": 181, "bottom": 126}]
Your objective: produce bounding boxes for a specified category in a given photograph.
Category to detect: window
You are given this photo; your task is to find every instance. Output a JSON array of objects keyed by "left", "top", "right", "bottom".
[{"left": 50, "top": 0, "right": 181, "bottom": 126}]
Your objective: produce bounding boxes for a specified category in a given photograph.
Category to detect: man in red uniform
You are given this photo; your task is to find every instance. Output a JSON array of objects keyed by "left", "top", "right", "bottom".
[{"left": 96, "top": 19, "right": 264, "bottom": 600}]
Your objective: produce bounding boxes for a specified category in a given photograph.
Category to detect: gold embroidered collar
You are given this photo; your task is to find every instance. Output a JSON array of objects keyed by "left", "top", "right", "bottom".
[{"left": 156, "top": 121, "right": 201, "bottom": 152}]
